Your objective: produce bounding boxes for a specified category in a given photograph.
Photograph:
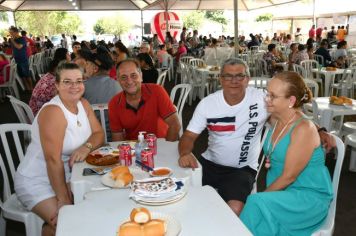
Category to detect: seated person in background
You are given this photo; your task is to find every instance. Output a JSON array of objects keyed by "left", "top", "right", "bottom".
[
  {"left": 108, "top": 59, "right": 180, "bottom": 141},
  {"left": 29, "top": 48, "right": 71, "bottom": 116},
  {"left": 137, "top": 53, "right": 158, "bottom": 84},
  {"left": 175, "top": 40, "right": 187, "bottom": 63},
  {"left": 247, "top": 34, "right": 259, "bottom": 49},
  {"left": 288, "top": 43, "right": 298, "bottom": 70},
  {"left": 307, "top": 43, "right": 314, "bottom": 59},
  {"left": 314, "top": 39, "right": 332, "bottom": 66},
  {"left": 295, "top": 44, "right": 309, "bottom": 64},
  {"left": 156, "top": 44, "right": 168, "bottom": 65},
  {"left": 139, "top": 42, "right": 154, "bottom": 59},
  {"left": 333, "top": 40, "right": 348, "bottom": 62},
  {"left": 70, "top": 42, "right": 81, "bottom": 61},
  {"left": 15, "top": 62, "right": 104, "bottom": 236},
  {"left": 114, "top": 41, "right": 130, "bottom": 63},
  {"left": 82, "top": 46, "right": 122, "bottom": 104},
  {"left": 263, "top": 43, "right": 285, "bottom": 77},
  {"left": 240, "top": 72, "right": 333, "bottom": 236},
  {"left": 0, "top": 53, "right": 9, "bottom": 84}
]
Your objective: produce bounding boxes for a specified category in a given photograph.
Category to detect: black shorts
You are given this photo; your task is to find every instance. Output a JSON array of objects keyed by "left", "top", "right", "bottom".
[{"left": 201, "top": 158, "right": 256, "bottom": 203}]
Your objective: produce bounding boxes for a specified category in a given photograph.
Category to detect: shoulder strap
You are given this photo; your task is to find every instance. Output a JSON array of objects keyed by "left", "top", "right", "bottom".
[{"left": 254, "top": 125, "right": 270, "bottom": 182}]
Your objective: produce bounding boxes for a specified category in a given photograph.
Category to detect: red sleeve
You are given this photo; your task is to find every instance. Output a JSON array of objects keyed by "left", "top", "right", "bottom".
[
  {"left": 108, "top": 94, "right": 123, "bottom": 133},
  {"left": 154, "top": 85, "right": 176, "bottom": 119}
]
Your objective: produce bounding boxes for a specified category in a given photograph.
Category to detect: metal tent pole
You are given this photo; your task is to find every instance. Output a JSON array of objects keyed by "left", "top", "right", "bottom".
[
  {"left": 234, "top": 0, "right": 239, "bottom": 57},
  {"left": 141, "top": 10, "right": 144, "bottom": 40}
]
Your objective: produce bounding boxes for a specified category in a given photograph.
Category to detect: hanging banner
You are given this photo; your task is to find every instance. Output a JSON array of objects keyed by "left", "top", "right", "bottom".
[{"left": 151, "top": 11, "right": 183, "bottom": 44}]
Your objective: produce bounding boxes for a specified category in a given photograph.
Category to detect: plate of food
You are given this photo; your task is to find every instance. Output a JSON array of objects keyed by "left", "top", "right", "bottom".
[
  {"left": 86, "top": 146, "right": 120, "bottom": 166},
  {"left": 325, "top": 66, "right": 337, "bottom": 71},
  {"left": 101, "top": 166, "right": 148, "bottom": 188},
  {"left": 149, "top": 167, "right": 173, "bottom": 177},
  {"left": 118, "top": 208, "right": 181, "bottom": 236},
  {"left": 209, "top": 66, "right": 220, "bottom": 71},
  {"left": 329, "top": 96, "right": 354, "bottom": 107}
]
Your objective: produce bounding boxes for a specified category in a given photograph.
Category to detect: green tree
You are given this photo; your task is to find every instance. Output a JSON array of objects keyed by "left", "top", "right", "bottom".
[
  {"left": 255, "top": 13, "right": 273, "bottom": 22},
  {"left": 93, "top": 19, "right": 105, "bottom": 35},
  {"left": 15, "top": 11, "right": 82, "bottom": 36},
  {"left": 182, "top": 11, "right": 205, "bottom": 30},
  {"left": 94, "top": 15, "right": 131, "bottom": 38},
  {"left": 205, "top": 10, "right": 228, "bottom": 25},
  {"left": 0, "top": 12, "right": 8, "bottom": 22}
]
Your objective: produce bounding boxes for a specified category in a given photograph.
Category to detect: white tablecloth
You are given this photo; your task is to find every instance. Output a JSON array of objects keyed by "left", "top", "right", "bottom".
[
  {"left": 56, "top": 185, "right": 252, "bottom": 236},
  {"left": 70, "top": 139, "right": 202, "bottom": 204}
]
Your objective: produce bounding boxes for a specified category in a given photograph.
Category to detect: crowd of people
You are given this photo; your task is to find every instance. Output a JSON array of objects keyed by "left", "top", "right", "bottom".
[{"left": 1, "top": 23, "right": 346, "bottom": 236}]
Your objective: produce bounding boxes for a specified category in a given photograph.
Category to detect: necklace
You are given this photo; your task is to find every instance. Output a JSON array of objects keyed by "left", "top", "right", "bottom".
[{"left": 265, "top": 112, "right": 297, "bottom": 169}]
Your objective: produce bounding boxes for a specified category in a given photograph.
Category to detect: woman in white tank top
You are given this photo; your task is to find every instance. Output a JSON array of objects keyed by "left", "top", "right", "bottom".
[{"left": 14, "top": 62, "right": 105, "bottom": 236}]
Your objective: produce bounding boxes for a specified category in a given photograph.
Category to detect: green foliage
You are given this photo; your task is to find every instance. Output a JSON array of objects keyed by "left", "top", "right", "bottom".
[
  {"left": 255, "top": 13, "right": 273, "bottom": 22},
  {"left": 15, "top": 11, "right": 82, "bottom": 36},
  {"left": 0, "top": 12, "right": 8, "bottom": 22},
  {"left": 0, "top": 28, "right": 7, "bottom": 37},
  {"left": 205, "top": 10, "right": 228, "bottom": 25},
  {"left": 182, "top": 11, "right": 205, "bottom": 30},
  {"left": 93, "top": 19, "right": 105, "bottom": 35},
  {"left": 93, "top": 15, "right": 131, "bottom": 37}
]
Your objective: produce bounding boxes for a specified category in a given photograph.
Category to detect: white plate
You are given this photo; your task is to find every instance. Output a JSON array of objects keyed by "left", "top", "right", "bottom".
[
  {"left": 101, "top": 167, "right": 149, "bottom": 188},
  {"left": 135, "top": 191, "right": 187, "bottom": 206},
  {"left": 149, "top": 167, "right": 173, "bottom": 177},
  {"left": 121, "top": 212, "right": 181, "bottom": 236}
]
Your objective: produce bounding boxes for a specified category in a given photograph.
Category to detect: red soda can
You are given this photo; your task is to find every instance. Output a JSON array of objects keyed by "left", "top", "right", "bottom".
[
  {"left": 118, "top": 142, "right": 132, "bottom": 166},
  {"left": 141, "top": 147, "right": 154, "bottom": 170},
  {"left": 145, "top": 133, "right": 157, "bottom": 155}
]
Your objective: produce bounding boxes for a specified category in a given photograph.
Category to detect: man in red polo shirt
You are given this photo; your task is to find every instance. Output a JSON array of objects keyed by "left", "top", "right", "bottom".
[{"left": 108, "top": 59, "right": 180, "bottom": 141}]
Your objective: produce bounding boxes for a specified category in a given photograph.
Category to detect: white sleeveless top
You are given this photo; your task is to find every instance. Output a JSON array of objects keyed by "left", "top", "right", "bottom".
[{"left": 16, "top": 95, "right": 92, "bottom": 182}]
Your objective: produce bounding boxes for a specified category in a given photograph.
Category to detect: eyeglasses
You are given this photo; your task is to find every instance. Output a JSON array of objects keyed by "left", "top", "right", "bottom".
[
  {"left": 61, "top": 79, "right": 84, "bottom": 87},
  {"left": 73, "top": 46, "right": 81, "bottom": 49},
  {"left": 119, "top": 73, "right": 140, "bottom": 81},
  {"left": 221, "top": 73, "right": 247, "bottom": 81},
  {"left": 264, "top": 92, "right": 285, "bottom": 102}
]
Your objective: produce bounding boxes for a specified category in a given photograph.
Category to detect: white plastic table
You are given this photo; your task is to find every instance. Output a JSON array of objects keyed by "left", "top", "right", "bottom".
[
  {"left": 311, "top": 68, "right": 350, "bottom": 96},
  {"left": 56, "top": 185, "right": 252, "bottom": 236},
  {"left": 312, "top": 97, "right": 356, "bottom": 131},
  {"left": 70, "top": 139, "right": 202, "bottom": 204}
]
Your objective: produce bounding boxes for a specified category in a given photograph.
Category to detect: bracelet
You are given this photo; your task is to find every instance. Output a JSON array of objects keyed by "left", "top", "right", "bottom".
[{"left": 318, "top": 127, "right": 327, "bottom": 133}]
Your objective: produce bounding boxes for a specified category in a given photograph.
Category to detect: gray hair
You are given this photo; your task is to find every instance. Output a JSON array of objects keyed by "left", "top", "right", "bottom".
[
  {"left": 220, "top": 58, "right": 250, "bottom": 77},
  {"left": 116, "top": 58, "right": 142, "bottom": 77}
]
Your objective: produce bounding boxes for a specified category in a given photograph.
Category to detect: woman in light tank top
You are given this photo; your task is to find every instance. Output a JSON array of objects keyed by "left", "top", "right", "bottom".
[{"left": 14, "top": 62, "right": 104, "bottom": 236}]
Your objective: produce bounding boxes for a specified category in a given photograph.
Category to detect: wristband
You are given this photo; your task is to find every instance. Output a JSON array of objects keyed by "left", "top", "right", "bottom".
[
  {"left": 318, "top": 127, "right": 327, "bottom": 133},
  {"left": 84, "top": 142, "right": 93, "bottom": 151}
]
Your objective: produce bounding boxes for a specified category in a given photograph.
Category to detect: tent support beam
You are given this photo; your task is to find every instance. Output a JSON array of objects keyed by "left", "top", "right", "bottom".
[
  {"left": 141, "top": 10, "right": 144, "bottom": 40},
  {"left": 234, "top": 0, "right": 238, "bottom": 57}
]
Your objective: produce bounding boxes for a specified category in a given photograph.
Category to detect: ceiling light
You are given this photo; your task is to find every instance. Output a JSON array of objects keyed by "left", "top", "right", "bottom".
[
  {"left": 68, "top": 0, "right": 73, "bottom": 2},
  {"left": 75, "top": 6, "right": 78, "bottom": 10},
  {"left": 72, "top": 2, "right": 76, "bottom": 6}
]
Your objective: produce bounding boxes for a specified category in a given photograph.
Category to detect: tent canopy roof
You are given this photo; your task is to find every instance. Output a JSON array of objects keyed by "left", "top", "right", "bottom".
[{"left": 0, "top": 0, "right": 302, "bottom": 11}]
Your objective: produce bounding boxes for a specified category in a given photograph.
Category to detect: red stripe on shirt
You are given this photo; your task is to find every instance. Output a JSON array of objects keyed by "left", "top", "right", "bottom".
[{"left": 207, "top": 125, "right": 235, "bottom": 132}]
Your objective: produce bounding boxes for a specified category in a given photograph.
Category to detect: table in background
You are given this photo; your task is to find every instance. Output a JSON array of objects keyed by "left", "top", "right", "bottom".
[
  {"left": 312, "top": 97, "right": 356, "bottom": 131},
  {"left": 70, "top": 139, "right": 202, "bottom": 204},
  {"left": 57, "top": 186, "right": 252, "bottom": 236},
  {"left": 312, "top": 68, "right": 350, "bottom": 96}
]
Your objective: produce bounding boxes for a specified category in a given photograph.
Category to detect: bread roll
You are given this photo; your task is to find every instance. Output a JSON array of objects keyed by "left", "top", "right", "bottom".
[
  {"left": 118, "top": 221, "right": 143, "bottom": 236},
  {"left": 143, "top": 219, "right": 166, "bottom": 236},
  {"left": 130, "top": 207, "right": 151, "bottom": 224},
  {"left": 110, "top": 166, "right": 130, "bottom": 179},
  {"left": 113, "top": 172, "right": 133, "bottom": 188}
]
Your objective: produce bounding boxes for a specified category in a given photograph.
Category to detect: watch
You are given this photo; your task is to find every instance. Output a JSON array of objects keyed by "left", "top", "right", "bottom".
[{"left": 84, "top": 142, "right": 93, "bottom": 151}]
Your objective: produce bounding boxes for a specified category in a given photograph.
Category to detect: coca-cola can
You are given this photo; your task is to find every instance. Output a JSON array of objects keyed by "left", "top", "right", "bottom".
[
  {"left": 118, "top": 142, "right": 132, "bottom": 166},
  {"left": 145, "top": 133, "right": 157, "bottom": 155},
  {"left": 141, "top": 147, "right": 154, "bottom": 170}
]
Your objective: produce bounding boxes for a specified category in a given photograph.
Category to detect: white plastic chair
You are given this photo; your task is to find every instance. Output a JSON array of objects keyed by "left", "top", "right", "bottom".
[
  {"left": 7, "top": 95, "right": 34, "bottom": 124},
  {"left": 345, "top": 134, "right": 356, "bottom": 172},
  {"left": 0, "top": 64, "right": 20, "bottom": 99},
  {"left": 311, "top": 134, "right": 345, "bottom": 236},
  {"left": 0, "top": 123, "right": 44, "bottom": 236},
  {"left": 91, "top": 103, "right": 109, "bottom": 143},
  {"left": 176, "top": 56, "right": 194, "bottom": 84},
  {"left": 170, "top": 84, "right": 192, "bottom": 136},
  {"left": 156, "top": 69, "right": 168, "bottom": 87},
  {"left": 293, "top": 64, "right": 319, "bottom": 97},
  {"left": 331, "top": 66, "right": 356, "bottom": 97},
  {"left": 300, "top": 59, "right": 323, "bottom": 86}
]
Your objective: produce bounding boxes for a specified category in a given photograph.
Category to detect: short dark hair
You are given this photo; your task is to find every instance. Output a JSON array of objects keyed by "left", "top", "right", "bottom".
[
  {"left": 9, "top": 26, "right": 18, "bottom": 32},
  {"left": 268, "top": 43, "right": 276, "bottom": 52},
  {"left": 337, "top": 40, "right": 347, "bottom": 49},
  {"left": 55, "top": 62, "right": 81, "bottom": 83}
]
